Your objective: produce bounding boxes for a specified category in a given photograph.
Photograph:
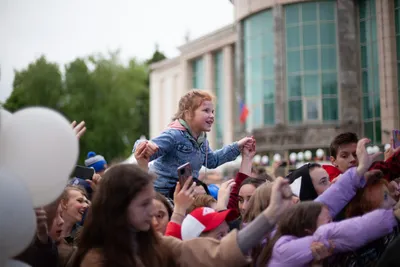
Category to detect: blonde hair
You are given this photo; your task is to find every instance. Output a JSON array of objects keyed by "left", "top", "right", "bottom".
[
  {"left": 242, "top": 182, "right": 273, "bottom": 223},
  {"left": 172, "top": 89, "right": 215, "bottom": 121},
  {"left": 187, "top": 194, "right": 217, "bottom": 214}
]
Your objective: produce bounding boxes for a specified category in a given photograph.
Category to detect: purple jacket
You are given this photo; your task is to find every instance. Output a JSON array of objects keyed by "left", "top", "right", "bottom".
[{"left": 267, "top": 167, "right": 397, "bottom": 267}]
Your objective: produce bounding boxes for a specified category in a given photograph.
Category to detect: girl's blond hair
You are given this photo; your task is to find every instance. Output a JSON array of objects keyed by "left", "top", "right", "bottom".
[
  {"left": 242, "top": 182, "right": 273, "bottom": 224},
  {"left": 172, "top": 89, "right": 215, "bottom": 121}
]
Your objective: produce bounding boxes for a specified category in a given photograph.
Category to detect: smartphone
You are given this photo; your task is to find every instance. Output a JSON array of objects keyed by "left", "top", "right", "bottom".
[
  {"left": 177, "top": 162, "right": 193, "bottom": 186},
  {"left": 72, "top": 165, "right": 95, "bottom": 180},
  {"left": 393, "top": 130, "right": 400, "bottom": 149}
]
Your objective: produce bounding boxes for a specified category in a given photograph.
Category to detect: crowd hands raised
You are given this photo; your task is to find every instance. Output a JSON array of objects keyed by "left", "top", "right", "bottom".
[{"left": 3, "top": 90, "right": 400, "bottom": 267}]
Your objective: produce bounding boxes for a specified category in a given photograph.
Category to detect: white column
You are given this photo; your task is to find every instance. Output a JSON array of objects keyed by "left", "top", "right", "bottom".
[
  {"left": 223, "top": 45, "right": 234, "bottom": 145},
  {"left": 181, "top": 59, "right": 192, "bottom": 93},
  {"left": 165, "top": 77, "right": 174, "bottom": 125},
  {"left": 150, "top": 74, "right": 162, "bottom": 138},
  {"left": 204, "top": 53, "right": 216, "bottom": 149}
]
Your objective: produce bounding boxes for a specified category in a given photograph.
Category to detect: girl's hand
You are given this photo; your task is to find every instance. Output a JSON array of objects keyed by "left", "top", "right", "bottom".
[
  {"left": 35, "top": 208, "right": 49, "bottom": 244},
  {"left": 86, "top": 173, "right": 102, "bottom": 191},
  {"left": 71, "top": 120, "right": 86, "bottom": 139},
  {"left": 356, "top": 138, "right": 382, "bottom": 177},
  {"left": 216, "top": 179, "right": 235, "bottom": 211},
  {"left": 238, "top": 136, "right": 255, "bottom": 150},
  {"left": 242, "top": 139, "right": 256, "bottom": 159},
  {"left": 144, "top": 141, "right": 159, "bottom": 158},
  {"left": 384, "top": 138, "right": 400, "bottom": 161},
  {"left": 134, "top": 141, "right": 150, "bottom": 171},
  {"left": 311, "top": 241, "right": 333, "bottom": 262},
  {"left": 263, "top": 177, "right": 292, "bottom": 224},
  {"left": 173, "top": 177, "right": 197, "bottom": 214}
]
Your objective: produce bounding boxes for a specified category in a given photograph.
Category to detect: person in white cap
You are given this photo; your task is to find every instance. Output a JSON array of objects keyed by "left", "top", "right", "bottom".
[{"left": 181, "top": 207, "right": 236, "bottom": 241}]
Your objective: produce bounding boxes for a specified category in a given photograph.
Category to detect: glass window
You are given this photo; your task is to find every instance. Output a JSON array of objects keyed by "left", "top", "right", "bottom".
[
  {"left": 306, "top": 99, "right": 319, "bottom": 120},
  {"left": 303, "top": 49, "right": 319, "bottom": 71},
  {"left": 288, "top": 75, "right": 302, "bottom": 97},
  {"left": 319, "top": 2, "right": 335, "bottom": 21},
  {"left": 263, "top": 56, "right": 274, "bottom": 77},
  {"left": 302, "top": 2, "right": 318, "bottom": 22},
  {"left": 287, "top": 51, "right": 301, "bottom": 73},
  {"left": 320, "top": 23, "right": 336, "bottom": 45},
  {"left": 364, "top": 121, "right": 375, "bottom": 141},
  {"left": 263, "top": 103, "right": 275, "bottom": 125},
  {"left": 285, "top": 1, "right": 338, "bottom": 123},
  {"left": 285, "top": 5, "right": 299, "bottom": 25},
  {"left": 362, "top": 95, "right": 374, "bottom": 119},
  {"left": 243, "top": 10, "right": 275, "bottom": 128},
  {"left": 321, "top": 47, "right": 337, "bottom": 70},
  {"left": 286, "top": 26, "right": 301, "bottom": 49},
  {"left": 360, "top": 0, "right": 381, "bottom": 143},
  {"left": 303, "top": 24, "right": 318, "bottom": 47},
  {"left": 322, "top": 98, "right": 338, "bottom": 120},
  {"left": 322, "top": 73, "right": 337, "bottom": 95},
  {"left": 304, "top": 74, "right": 320, "bottom": 96},
  {"left": 289, "top": 100, "right": 303, "bottom": 122},
  {"left": 263, "top": 80, "right": 275, "bottom": 100},
  {"left": 192, "top": 58, "right": 204, "bottom": 89},
  {"left": 361, "top": 71, "right": 369, "bottom": 93}
]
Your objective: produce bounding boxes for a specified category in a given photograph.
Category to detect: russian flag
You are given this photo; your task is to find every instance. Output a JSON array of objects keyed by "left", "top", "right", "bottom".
[{"left": 239, "top": 99, "right": 249, "bottom": 124}]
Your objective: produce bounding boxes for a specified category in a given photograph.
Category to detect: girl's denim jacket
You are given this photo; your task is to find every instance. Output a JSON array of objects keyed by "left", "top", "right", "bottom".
[{"left": 133, "top": 120, "right": 240, "bottom": 195}]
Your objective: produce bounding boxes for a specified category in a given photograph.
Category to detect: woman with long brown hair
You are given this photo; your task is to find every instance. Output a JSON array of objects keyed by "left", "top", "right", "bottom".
[{"left": 73, "top": 163, "right": 292, "bottom": 267}]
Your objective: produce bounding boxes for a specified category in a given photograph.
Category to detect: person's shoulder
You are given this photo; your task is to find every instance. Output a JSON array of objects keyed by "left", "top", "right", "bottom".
[{"left": 80, "top": 248, "right": 105, "bottom": 267}]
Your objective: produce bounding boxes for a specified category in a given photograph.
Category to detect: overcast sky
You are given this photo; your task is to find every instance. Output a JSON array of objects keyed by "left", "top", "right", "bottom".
[{"left": 0, "top": 0, "right": 233, "bottom": 101}]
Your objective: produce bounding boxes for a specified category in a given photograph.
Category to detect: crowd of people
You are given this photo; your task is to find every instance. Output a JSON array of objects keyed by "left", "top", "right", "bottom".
[{"left": 14, "top": 89, "right": 400, "bottom": 267}]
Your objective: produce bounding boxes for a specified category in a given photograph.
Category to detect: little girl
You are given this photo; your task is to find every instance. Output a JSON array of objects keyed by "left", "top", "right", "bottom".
[{"left": 133, "top": 89, "right": 254, "bottom": 197}]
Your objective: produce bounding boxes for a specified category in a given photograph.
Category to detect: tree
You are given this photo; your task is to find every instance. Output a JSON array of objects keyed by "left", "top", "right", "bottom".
[
  {"left": 3, "top": 52, "right": 151, "bottom": 163},
  {"left": 4, "top": 56, "right": 63, "bottom": 112},
  {"left": 146, "top": 44, "right": 167, "bottom": 65}
]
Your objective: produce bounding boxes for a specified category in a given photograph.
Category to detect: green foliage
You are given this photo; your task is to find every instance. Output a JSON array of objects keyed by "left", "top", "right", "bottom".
[
  {"left": 3, "top": 52, "right": 153, "bottom": 163},
  {"left": 146, "top": 50, "right": 167, "bottom": 65}
]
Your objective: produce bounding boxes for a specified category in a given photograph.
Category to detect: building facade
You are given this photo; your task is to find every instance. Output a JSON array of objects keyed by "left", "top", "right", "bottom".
[{"left": 149, "top": 0, "right": 400, "bottom": 159}]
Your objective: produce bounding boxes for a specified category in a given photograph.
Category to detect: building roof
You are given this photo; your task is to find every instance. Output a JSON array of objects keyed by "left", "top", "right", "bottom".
[
  {"left": 149, "top": 56, "right": 180, "bottom": 71},
  {"left": 178, "top": 23, "right": 236, "bottom": 53}
]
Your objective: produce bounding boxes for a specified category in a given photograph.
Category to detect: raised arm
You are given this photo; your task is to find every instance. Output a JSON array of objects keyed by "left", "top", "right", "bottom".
[
  {"left": 204, "top": 137, "right": 254, "bottom": 169},
  {"left": 316, "top": 138, "right": 382, "bottom": 217},
  {"left": 314, "top": 209, "right": 398, "bottom": 252},
  {"left": 315, "top": 167, "right": 364, "bottom": 218},
  {"left": 133, "top": 131, "right": 175, "bottom": 161}
]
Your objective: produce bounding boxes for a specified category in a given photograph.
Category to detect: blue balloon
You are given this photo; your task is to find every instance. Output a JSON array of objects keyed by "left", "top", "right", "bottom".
[{"left": 208, "top": 184, "right": 219, "bottom": 200}]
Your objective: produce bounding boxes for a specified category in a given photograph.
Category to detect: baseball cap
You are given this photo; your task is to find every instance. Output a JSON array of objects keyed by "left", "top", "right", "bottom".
[{"left": 181, "top": 207, "right": 236, "bottom": 241}]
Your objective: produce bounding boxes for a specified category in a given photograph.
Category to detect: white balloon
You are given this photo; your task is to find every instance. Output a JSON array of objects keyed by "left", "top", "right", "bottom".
[
  {"left": 297, "top": 152, "right": 304, "bottom": 161},
  {"left": 0, "top": 172, "right": 36, "bottom": 258},
  {"left": 304, "top": 150, "right": 312, "bottom": 161},
  {"left": 4, "top": 259, "right": 32, "bottom": 267},
  {"left": 289, "top": 152, "right": 297, "bottom": 163},
  {"left": 273, "top": 154, "right": 281, "bottom": 162},
  {"left": 0, "top": 108, "right": 12, "bottom": 125},
  {"left": 372, "top": 145, "right": 380, "bottom": 153},
  {"left": 385, "top": 144, "right": 391, "bottom": 151},
  {"left": 316, "top": 149, "right": 325, "bottom": 158},
  {"left": 261, "top": 155, "right": 269, "bottom": 164},
  {"left": 253, "top": 155, "right": 261, "bottom": 164},
  {"left": 366, "top": 146, "right": 374, "bottom": 155},
  {"left": 0, "top": 107, "right": 79, "bottom": 207}
]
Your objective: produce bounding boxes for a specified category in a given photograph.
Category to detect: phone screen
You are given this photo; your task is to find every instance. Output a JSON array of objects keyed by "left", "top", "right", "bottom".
[
  {"left": 177, "top": 162, "right": 193, "bottom": 186},
  {"left": 393, "top": 130, "right": 400, "bottom": 149},
  {"left": 72, "top": 165, "right": 95, "bottom": 180}
]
